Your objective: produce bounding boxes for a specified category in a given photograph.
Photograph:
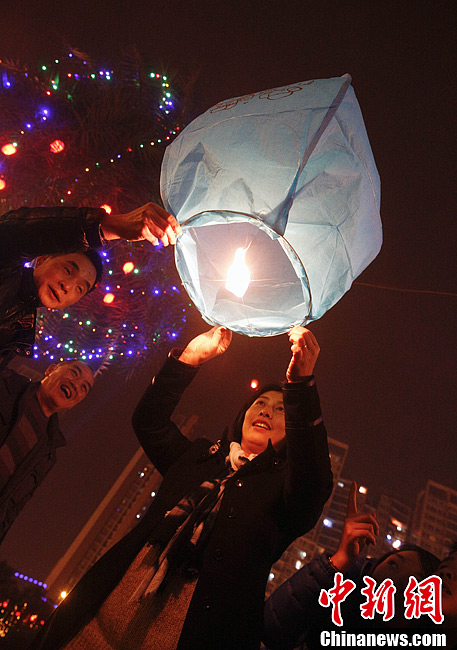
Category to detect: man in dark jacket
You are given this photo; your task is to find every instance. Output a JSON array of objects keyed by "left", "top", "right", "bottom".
[
  {"left": 0, "top": 202, "right": 181, "bottom": 362},
  {"left": 0, "top": 359, "right": 93, "bottom": 544}
]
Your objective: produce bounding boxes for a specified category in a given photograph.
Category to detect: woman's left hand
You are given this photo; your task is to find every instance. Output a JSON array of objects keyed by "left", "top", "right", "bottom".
[
  {"left": 286, "top": 326, "right": 320, "bottom": 382},
  {"left": 178, "top": 326, "right": 232, "bottom": 366}
]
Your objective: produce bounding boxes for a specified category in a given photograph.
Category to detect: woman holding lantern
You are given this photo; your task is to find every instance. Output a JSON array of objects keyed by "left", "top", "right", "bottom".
[{"left": 32, "top": 325, "right": 332, "bottom": 650}]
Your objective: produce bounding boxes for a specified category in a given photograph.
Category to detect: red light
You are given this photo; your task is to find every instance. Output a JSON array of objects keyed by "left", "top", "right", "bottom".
[
  {"left": 2, "top": 601, "right": 8, "bottom": 608},
  {"left": 250, "top": 379, "right": 259, "bottom": 389},
  {"left": 100, "top": 204, "right": 112, "bottom": 214},
  {"left": 0, "top": 179, "right": 6, "bottom": 191},
  {"left": 50, "top": 139, "right": 65, "bottom": 154},
  {"left": 103, "top": 293, "right": 115, "bottom": 304},
  {"left": 30, "top": 614, "right": 37, "bottom": 622},
  {"left": 1, "top": 143, "right": 16, "bottom": 156},
  {"left": 122, "top": 262, "right": 135, "bottom": 274}
]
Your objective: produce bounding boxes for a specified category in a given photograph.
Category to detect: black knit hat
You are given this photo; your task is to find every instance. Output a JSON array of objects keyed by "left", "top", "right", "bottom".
[
  {"left": 371, "top": 543, "right": 440, "bottom": 579},
  {"left": 83, "top": 248, "right": 103, "bottom": 292}
]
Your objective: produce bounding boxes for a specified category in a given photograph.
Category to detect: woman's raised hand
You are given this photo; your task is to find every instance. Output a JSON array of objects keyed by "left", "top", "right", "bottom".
[
  {"left": 285, "top": 326, "right": 320, "bottom": 382},
  {"left": 178, "top": 326, "right": 232, "bottom": 366}
]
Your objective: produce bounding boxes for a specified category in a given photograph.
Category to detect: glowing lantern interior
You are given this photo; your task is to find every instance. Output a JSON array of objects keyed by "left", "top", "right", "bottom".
[
  {"left": 175, "top": 211, "right": 311, "bottom": 337},
  {"left": 225, "top": 247, "right": 251, "bottom": 298}
]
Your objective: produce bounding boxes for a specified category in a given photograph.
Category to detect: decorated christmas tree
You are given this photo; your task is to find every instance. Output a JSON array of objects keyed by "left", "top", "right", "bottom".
[{"left": 0, "top": 49, "right": 190, "bottom": 370}]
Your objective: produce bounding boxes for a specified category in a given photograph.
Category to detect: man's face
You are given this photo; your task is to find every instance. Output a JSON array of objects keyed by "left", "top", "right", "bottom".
[
  {"left": 33, "top": 253, "right": 97, "bottom": 309},
  {"left": 241, "top": 391, "right": 285, "bottom": 454},
  {"left": 39, "top": 361, "right": 94, "bottom": 413},
  {"left": 439, "top": 551, "right": 457, "bottom": 624}
]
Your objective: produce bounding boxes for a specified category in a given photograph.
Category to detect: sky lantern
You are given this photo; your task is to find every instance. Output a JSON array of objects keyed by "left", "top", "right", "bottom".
[{"left": 161, "top": 74, "right": 382, "bottom": 336}]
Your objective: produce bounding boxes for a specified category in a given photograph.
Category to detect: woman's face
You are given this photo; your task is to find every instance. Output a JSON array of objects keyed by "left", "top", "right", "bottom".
[{"left": 241, "top": 390, "right": 285, "bottom": 455}]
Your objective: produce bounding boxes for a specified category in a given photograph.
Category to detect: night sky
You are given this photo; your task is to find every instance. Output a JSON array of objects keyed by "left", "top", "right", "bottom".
[{"left": 1, "top": 0, "right": 456, "bottom": 583}]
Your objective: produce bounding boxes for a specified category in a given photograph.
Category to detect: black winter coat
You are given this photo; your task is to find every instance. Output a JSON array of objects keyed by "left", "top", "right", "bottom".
[
  {"left": 0, "top": 206, "right": 106, "bottom": 362},
  {"left": 32, "top": 353, "right": 333, "bottom": 650},
  {"left": 0, "top": 367, "right": 65, "bottom": 543}
]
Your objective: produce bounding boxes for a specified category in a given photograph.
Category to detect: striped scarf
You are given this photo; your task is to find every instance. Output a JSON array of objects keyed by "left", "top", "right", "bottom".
[{"left": 130, "top": 464, "right": 233, "bottom": 602}]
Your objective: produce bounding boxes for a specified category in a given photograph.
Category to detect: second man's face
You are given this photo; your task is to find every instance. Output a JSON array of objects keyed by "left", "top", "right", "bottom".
[{"left": 40, "top": 361, "right": 94, "bottom": 412}]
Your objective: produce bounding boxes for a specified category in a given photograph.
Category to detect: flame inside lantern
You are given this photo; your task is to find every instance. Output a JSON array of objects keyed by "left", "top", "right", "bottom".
[{"left": 225, "top": 247, "right": 251, "bottom": 298}]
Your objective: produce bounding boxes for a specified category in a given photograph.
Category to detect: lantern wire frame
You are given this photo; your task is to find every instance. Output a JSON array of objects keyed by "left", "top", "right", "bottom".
[{"left": 175, "top": 210, "right": 312, "bottom": 337}]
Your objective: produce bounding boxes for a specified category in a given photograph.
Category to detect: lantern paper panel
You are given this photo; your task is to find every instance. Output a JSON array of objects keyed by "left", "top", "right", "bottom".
[{"left": 161, "top": 74, "right": 382, "bottom": 336}]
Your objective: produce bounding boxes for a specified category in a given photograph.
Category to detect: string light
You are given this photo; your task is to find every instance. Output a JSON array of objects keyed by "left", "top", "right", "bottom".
[{"left": 1, "top": 51, "right": 188, "bottom": 370}]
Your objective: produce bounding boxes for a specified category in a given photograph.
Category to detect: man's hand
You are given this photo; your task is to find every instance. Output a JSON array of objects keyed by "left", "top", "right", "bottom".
[
  {"left": 330, "top": 481, "right": 379, "bottom": 573},
  {"left": 285, "top": 326, "right": 320, "bottom": 382},
  {"left": 178, "top": 326, "right": 232, "bottom": 366},
  {"left": 101, "top": 202, "right": 182, "bottom": 245}
]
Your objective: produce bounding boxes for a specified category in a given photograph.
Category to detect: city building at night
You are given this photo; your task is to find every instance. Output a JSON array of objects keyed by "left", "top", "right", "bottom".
[
  {"left": 45, "top": 414, "right": 198, "bottom": 600},
  {"left": 410, "top": 480, "right": 457, "bottom": 559}
]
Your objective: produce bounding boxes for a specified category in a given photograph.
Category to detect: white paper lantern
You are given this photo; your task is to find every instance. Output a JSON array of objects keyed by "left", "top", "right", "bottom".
[{"left": 161, "top": 74, "right": 382, "bottom": 336}]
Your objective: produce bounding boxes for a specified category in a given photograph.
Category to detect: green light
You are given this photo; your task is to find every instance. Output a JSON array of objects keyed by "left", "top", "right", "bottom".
[
  {"left": 163, "top": 76, "right": 167, "bottom": 80},
  {"left": 41, "top": 65, "right": 47, "bottom": 71},
  {"left": 86, "top": 320, "right": 91, "bottom": 325},
  {"left": 91, "top": 74, "right": 96, "bottom": 79},
  {"left": 134, "top": 268, "right": 139, "bottom": 274},
  {"left": 54, "top": 59, "right": 59, "bottom": 64}
]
